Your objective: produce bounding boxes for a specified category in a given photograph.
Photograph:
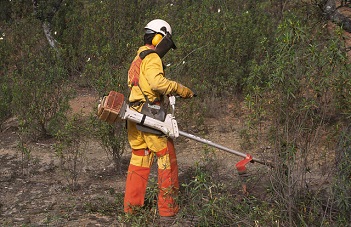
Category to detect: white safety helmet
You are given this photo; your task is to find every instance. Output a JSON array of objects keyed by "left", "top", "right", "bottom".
[{"left": 144, "top": 19, "right": 172, "bottom": 36}]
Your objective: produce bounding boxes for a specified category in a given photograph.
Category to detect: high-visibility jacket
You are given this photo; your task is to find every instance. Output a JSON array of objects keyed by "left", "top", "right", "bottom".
[{"left": 128, "top": 45, "right": 179, "bottom": 105}]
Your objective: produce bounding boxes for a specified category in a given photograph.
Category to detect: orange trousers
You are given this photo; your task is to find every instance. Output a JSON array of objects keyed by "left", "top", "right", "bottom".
[{"left": 124, "top": 121, "right": 179, "bottom": 217}]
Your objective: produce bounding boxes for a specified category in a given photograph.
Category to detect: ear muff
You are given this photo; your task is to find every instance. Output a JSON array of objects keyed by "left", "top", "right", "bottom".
[{"left": 152, "top": 34, "right": 163, "bottom": 46}]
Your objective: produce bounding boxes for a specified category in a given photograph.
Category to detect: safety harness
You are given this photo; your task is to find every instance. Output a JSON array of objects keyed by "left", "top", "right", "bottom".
[
  {"left": 128, "top": 48, "right": 161, "bottom": 107},
  {"left": 127, "top": 48, "right": 167, "bottom": 135},
  {"left": 128, "top": 49, "right": 157, "bottom": 88}
]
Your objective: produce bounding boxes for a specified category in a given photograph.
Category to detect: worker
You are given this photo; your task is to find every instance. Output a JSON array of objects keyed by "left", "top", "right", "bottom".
[{"left": 123, "top": 19, "right": 194, "bottom": 220}]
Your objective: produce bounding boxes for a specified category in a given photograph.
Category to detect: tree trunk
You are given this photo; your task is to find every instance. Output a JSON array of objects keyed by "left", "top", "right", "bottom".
[
  {"left": 42, "top": 22, "right": 57, "bottom": 49},
  {"left": 32, "top": 0, "right": 63, "bottom": 50}
]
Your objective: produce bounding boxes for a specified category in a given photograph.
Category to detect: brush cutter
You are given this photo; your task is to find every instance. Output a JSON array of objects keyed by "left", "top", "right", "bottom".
[{"left": 97, "top": 91, "right": 274, "bottom": 173}]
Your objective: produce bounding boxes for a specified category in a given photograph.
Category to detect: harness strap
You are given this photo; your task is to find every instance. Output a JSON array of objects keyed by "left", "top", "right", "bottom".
[
  {"left": 140, "top": 49, "right": 157, "bottom": 60},
  {"left": 130, "top": 101, "right": 144, "bottom": 107},
  {"left": 140, "top": 114, "right": 146, "bottom": 125},
  {"left": 128, "top": 49, "right": 157, "bottom": 88}
]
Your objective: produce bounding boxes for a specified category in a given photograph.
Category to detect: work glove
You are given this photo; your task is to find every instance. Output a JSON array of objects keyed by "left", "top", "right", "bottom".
[{"left": 176, "top": 83, "right": 194, "bottom": 98}]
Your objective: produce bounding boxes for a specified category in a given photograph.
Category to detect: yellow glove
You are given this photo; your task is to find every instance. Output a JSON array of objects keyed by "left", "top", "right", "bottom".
[{"left": 176, "top": 83, "right": 194, "bottom": 98}]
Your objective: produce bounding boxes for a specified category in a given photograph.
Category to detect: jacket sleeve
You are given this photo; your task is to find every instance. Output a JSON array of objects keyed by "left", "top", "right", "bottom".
[{"left": 142, "top": 53, "right": 179, "bottom": 95}]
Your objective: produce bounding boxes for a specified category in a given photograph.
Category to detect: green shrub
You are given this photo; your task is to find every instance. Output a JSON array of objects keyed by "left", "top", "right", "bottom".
[
  {"left": 11, "top": 53, "right": 71, "bottom": 140},
  {"left": 89, "top": 115, "right": 127, "bottom": 173},
  {"left": 0, "top": 78, "right": 12, "bottom": 123},
  {"left": 54, "top": 115, "right": 88, "bottom": 190},
  {"left": 333, "top": 125, "right": 351, "bottom": 223},
  {"left": 244, "top": 9, "right": 351, "bottom": 225},
  {"left": 0, "top": 25, "right": 13, "bottom": 123},
  {"left": 1, "top": 11, "right": 71, "bottom": 140}
]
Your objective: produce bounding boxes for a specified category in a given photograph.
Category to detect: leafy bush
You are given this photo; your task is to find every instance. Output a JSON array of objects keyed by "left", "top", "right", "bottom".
[
  {"left": 0, "top": 22, "right": 13, "bottom": 123},
  {"left": 161, "top": 0, "right": 276, "bottom": 97},
  {"left": 11, "top": 53, "right": 71, "bottom": 140},
  {"left": 1, "top": 12, "right": 71, "bottom": 140},
  {"left": 0, "top": 77, "right": 12, "bottom": 123},
  {"left": 244, "top": 8, "right": 351, "bottom": 226},
  {"left": 333, "top": 125, "right": 351, "bottom": 223},
  {"left": 89, "top": 115, "right": 128, "bottom": 173},
  {"left": 54, "top": 115, "right": 88, "bottom": 190}
]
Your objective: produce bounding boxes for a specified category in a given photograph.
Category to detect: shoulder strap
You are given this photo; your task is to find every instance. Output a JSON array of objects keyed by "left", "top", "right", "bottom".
[
  {"left": 128, "top": 50, "right": 156, "bottom": 88},
  {"left": 128, "top": 49, "right": 161, "bottom": 102},
  {"left": 140, "top": 49, "right": 167, "bottom": 70},
  {"left": 139, "top": 49, "right": 158, "bottom": 59},
  {"left": 128, "top": 49, "right": 158, "bottom": 88}
]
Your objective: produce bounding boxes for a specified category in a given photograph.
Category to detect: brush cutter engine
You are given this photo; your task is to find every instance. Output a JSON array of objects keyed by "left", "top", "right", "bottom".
[{"left": 97, "top": 91, "right": 179, "bottom": 138}]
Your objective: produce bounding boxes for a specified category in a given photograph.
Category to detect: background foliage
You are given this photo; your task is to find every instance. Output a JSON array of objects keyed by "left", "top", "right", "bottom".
[{"left": 1, "top": 0, "right": 351, "bottom": 225}]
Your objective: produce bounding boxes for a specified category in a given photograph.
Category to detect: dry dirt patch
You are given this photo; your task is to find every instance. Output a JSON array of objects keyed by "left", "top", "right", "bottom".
[{"left": 1, "top": 89, "right": 123, "bottom": 226}]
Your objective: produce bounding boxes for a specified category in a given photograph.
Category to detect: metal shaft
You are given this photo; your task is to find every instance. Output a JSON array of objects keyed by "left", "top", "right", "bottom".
[{"left": 179, "top": 130, "right": 271, "bottom": 167}]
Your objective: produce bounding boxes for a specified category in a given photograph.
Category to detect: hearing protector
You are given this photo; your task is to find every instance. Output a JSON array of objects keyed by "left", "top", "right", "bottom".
[{"left": 152, "top": 33, "right": 163, "bottom": 46}]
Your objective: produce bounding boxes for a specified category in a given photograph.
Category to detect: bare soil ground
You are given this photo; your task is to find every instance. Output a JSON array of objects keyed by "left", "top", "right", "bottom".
[{"left": 1, "top": 88, "right": 261, "bottom": 226}]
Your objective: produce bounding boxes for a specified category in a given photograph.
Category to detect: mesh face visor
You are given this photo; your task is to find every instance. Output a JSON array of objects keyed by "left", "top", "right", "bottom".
[{"left": 155, "top": 32, "right": 177, "bottom": 58}]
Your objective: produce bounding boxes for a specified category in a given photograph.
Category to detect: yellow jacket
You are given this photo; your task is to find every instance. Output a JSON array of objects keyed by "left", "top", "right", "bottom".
[{"left": 128, "top": 45, "right": 179, "bottom": 105}]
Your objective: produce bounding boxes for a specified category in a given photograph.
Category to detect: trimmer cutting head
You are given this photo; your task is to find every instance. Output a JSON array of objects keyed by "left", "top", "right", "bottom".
[{"left": 97, "top": 91, "right": 125, "bottom": 124}]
